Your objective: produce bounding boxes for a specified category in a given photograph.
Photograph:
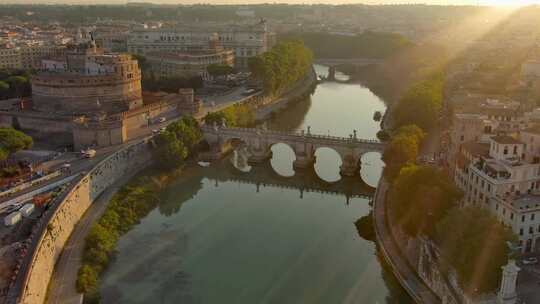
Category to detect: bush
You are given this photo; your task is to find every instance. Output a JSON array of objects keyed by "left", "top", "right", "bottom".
[
  {"left": 76, "top": 264, "right": 99, "bottom": 293},
  {"left": 77, "top": 177, "right": 161, "bottom": 299}
]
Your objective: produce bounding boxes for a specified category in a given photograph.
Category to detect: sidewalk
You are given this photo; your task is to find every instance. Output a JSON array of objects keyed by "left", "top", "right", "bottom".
[
  {"left": 46, "top": 166, "right": 146, "bottom": 304},
  {"left": 373, "top": 178, "right": 440, "bottom": 304}
]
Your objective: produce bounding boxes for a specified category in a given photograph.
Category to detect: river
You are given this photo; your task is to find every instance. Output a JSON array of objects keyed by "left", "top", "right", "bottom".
[{"left": 99, "top": 65, "right": 413, "bottom": 304}]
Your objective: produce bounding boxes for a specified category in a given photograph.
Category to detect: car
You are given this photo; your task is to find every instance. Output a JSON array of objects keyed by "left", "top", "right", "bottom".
[
  {"left": 158, "top": 117, "right": 166, "bottom": 123},
  {"left": 522, "top": 257, "right": 538, "bottom": 265},
  {"left": 152, "top": 129, "right": 159, "bottom": 134}
]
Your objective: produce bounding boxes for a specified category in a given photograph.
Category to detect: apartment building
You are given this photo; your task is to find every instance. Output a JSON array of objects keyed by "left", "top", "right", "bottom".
[
  {"left": 454, "top": 125, "right": 540, "bottom": 252},
  {"left": 127, "top": 20, "right": 273, "bottom": 69},
  {"left": 0, "top": 44, "right": 66, "bottom": 70},
  {"left": 146, "top": 36, "right": 234, "bottom": 80}
]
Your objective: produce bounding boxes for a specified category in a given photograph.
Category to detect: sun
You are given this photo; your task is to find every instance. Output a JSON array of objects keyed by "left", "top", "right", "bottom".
[{"left": 480, "top": 0, "right": 540, "bottom": 6}]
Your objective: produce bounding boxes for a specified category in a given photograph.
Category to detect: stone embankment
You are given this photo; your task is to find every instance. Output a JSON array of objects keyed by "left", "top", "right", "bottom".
[
  {"left": 4, "top": 138, "right": 153, "bottom": 304},
  {"left": 373, "top": 177, "right": 465, "bottom": 304},
  {"left": 373, "top": 178, "right": 441, "bottom": 304},
  {"left": 254, "top": 67, "right": 317, "bottom": 121}
]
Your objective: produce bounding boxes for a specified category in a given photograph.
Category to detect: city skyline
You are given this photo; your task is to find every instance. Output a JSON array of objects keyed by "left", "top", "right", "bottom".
[{"left": 1, "top": 0, "right": 540, "bottom": 6}]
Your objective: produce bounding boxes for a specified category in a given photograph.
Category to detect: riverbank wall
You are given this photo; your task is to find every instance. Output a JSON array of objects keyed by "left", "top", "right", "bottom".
[
  {"left": 254, "top": 67, "right": 317, "bottom": 121},
  {"left": 374, "top": 177, "right": 473, "bottom": 304},
  {"left": 5, "top": 138, "right": 154, "bottom": 304}
]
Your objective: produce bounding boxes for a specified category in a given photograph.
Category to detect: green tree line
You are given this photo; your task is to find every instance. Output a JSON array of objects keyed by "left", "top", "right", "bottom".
[
  {"left": 279, "top": 31, "right": 411, "bottom": 59},
  {"left": 0, "top": 127, "right": 33, "bottom": 161},
  {"left": 248, "top": 40, "right": 313, "bottom": 95},
  {"left": 77, "top": 117, "right": 202, "bottom": 302},
  {"left": 0, "top": 70, "right": 32, "bottom": 100},
  {"left": 204, "top": 104, "right": 256, "bottom": 128},
  {"left": 76, "top": 176, "right": 161, "bottom": 303}
]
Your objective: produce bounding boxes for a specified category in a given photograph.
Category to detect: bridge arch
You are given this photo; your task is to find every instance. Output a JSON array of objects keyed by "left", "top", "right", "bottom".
[
  {"left": 269, "top": 142, "right": 296, "bottom": 177},
  {"left": 201, "top": 125, "right": 386, "bottom": 183},
  {"left": 313, "top": 146, "right": 343, "bottom": 183}
]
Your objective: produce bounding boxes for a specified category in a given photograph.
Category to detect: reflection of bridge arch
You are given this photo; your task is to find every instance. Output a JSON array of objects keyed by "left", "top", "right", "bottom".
[
  {"left": 205, "top": 159, "right": 375, "bottom": 204},
  {"left": 202, "top": 125, "right": 386, "bottom": 178}
]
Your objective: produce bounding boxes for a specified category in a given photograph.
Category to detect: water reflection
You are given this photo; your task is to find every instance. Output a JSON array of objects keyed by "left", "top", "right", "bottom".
[
  {"left": 230, "top": 146, "right": 251, "bottom": 173},
  {"left": 100, "top": 64, "right": 411, "bottom": 303}
]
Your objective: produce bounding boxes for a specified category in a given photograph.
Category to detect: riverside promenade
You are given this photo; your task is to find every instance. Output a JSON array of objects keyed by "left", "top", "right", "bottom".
[{"left": 373, "top": 178, "right": 440, "bottom": 304}]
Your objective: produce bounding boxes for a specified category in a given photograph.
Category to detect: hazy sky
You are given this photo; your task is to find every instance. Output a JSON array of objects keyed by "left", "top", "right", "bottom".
[{"left": 1, "top": 0, "right": 540, "bottom": 5}]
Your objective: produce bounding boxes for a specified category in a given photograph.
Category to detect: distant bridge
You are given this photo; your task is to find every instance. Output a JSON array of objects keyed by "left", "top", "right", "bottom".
[
  {"left": 314, "top": 58, "right": 383, "bottom": 67},
  {"left": 314, "top": 58, "right": 383, "bottom": 81},
  {"left": 202, "top": 125, "right": 385, "bottom": 177}
]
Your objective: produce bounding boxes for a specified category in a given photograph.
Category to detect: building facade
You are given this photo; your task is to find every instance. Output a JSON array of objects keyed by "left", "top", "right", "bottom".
[
  {"left": 0, "top": 44, "right": 66, "bottom": 70},
  {"left": 454, "top": 130, "right": 540, "bottom": 253},
  {"left": 0, "top": 47, "right": 22, "bottom": 69},
  {"left": 127, "top": 20, "right": 272, "bottom": 69},
  {"left": 146, "top": 37, "right": 234, "bottom": 80}
]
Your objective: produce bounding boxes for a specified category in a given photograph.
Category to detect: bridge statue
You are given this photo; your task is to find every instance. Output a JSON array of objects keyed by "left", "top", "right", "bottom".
[{"left": 201, "top": 125, "right": 386, "bottom": 177}]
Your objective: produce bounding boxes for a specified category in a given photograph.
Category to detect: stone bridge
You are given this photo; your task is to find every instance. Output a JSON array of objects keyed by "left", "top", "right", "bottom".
[
  {"left": 314, "top": 58, "right": 383, "bottom": 67},
  {"left": 314, "top": 58, "right": 383, "bottom": 81},
  {"left": 202, "top": 125, "right": 386, "bottom": 177}
]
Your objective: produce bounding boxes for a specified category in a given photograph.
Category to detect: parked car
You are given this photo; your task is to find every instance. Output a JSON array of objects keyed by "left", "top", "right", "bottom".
[
  {"left": 522, "top": 257, "right": 538, "bottom": 265},
  {"left": 159, "top": 117, "right": 166, "bottom": 123}
]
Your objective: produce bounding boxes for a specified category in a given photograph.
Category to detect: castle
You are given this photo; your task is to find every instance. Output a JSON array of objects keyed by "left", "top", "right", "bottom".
[{"left": 0, "top": 40, "right": 202, "bottom": 150}]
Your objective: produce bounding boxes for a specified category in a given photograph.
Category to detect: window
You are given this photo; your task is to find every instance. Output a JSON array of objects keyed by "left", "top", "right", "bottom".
[
  {"left": 520, "top": 228, "right": 524, "bottom": 236},
  {"left": 532, "top": 213, "right": 536, "bottom": 221},
  {"left": 504, "top": 147, "right": 508, "bottom": 155},
  {"left": 530, "top": 226, "right": 534, "bottom": 234},
  {"left": 522, "top": 215, "right": 526, "bottom": 222}
]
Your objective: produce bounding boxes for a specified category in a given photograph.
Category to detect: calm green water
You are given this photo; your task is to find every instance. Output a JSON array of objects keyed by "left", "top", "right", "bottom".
[{"left": 99, "top": 65, "right": 412, "bottom": 304}]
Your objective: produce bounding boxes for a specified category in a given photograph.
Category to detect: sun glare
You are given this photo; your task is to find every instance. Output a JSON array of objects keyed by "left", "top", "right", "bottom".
[{"left": 481, "top": 0, "right": 540, "bottom": 6}]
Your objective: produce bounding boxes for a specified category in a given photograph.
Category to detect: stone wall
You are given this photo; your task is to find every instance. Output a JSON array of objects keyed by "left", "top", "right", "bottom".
[
  {"left": 5, "top": 139, "right": 153, "bottom": 304},
  {"left": 0, "top": 111, "right": 72, "bottom": 134},
  {"left": 417, "top": 239, "right": 499, "bottom": 304},
  {"left": 254, "top": 67, "right": 317, "bottom": 121}
]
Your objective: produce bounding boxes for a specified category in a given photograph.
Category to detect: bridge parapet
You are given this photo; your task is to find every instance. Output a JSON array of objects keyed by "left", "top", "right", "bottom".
[
  {"left": 202, "top": 125, "right": 385, "bottom": 177},
  {"left": 201, "top": 125, "right": 383, "bottom": 146}
]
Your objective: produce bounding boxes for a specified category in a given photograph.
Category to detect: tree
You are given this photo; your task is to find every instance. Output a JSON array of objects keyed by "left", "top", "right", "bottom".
[
  {"left": 382, "top": 124, "right": 425, "bottom": 180},
  {"left": 0, "top": 127, "right": 33, "bottom": 161},
  {"left": 155, "top": 130, "right": 188, "bottom": 168},
  {"left": 249, "top": 40, "right": 313, "bottom": 95},
  {"left": 393, "top": 72, "right": 444, "bottom": 130},
  {"left": 207, "top": 64, "right": 234, "bottom": 78},
  {"left": 76, "top": 264, "right": 99, "bottom": 293},
  {"left": 166, "top": 116, "right": 202, "bottom": 151},
  {"left": 204, "top": 111, "right": 235, "bottom": 127},
  {"left": 278, "top": 31, "right": 411, "bottom": 59},
  {"left": 436, "top": 207, "right": 516, "bottom": 295},
  {"left": 5, "top": 75, "right": 29, "bottom": 97},
  {"left": 389, "top": 164, "right": 462, "bottom": 237},
  {"left": 0, "top": 81, "right": 9, "bottom": 99}
]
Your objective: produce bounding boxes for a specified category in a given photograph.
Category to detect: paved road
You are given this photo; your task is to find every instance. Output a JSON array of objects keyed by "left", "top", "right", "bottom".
[
  {"left": 46, "top": 167, "right": 143, "bottom": 304},
  {"left": 373, "top": 179, "right": 440, "bottom": 304}
]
